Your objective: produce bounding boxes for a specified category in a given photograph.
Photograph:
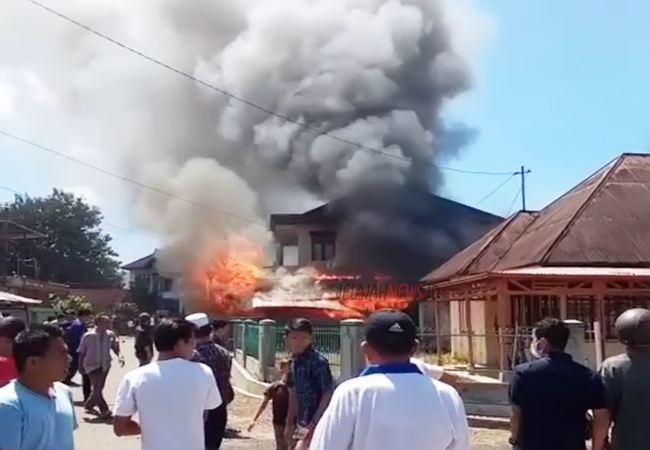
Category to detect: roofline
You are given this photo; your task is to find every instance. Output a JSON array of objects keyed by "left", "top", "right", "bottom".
[
  {"left": 270, "top": 194, "right": 504, "bottom": 229},
  {"left": 453, "top": 212, "right": 525, "bottom": 277},
  {"left": 428, "top": 265, "right": 650, "bottom": 290},
  {"left": 537, "top": 155, "right": 623, "bottom": 265}
]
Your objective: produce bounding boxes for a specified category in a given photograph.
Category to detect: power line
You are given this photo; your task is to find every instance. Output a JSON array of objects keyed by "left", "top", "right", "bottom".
[
  {"left": 24, "top": 0, "right": 517, "bottom": 177},
  {"left": 0, "top": 184, "right": 159, "bottom": 241},
  {"left": 475, "top": 174, "right": 516, "bottom": 207},
  {"left": 506, "top": 187, "right": 522, "bottom": 216},
  {"left": 0, "top": 129, "right": 267, "bottom": 227}
]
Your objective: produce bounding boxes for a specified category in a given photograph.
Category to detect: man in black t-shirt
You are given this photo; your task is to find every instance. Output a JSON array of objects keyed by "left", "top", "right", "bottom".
[
  {"left": 509, "top": 318, "right": 610, "bottom": 450},
  {"left": 248, "top": 360, "right": 290, "bottom": 450},
  {"left": 134, "top": 313, "right": 154, "bottom": 366}
]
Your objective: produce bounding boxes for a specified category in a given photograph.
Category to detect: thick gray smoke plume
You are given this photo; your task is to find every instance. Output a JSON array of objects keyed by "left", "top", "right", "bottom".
[{"left": 1, "top": 0, "right": 495, "bottom": 279}]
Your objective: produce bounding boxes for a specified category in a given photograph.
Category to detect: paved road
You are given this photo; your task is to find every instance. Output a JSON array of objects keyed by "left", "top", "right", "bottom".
[{"left": 72, "top": 338, "right": 508, "bottom": 449}]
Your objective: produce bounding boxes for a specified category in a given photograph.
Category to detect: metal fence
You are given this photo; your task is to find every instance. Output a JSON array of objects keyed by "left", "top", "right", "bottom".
[
  {"left": 275, "top": 325, "right": 342, "bottom": 376},
  {"left": 415, "top": 327, "right": 537, "bottom": 377},
  {"left": 245, "top": 323, "right": 259, "bottom": 358},
  {"left": 231, "top": 320, "right": 555, "bottom": 380}
]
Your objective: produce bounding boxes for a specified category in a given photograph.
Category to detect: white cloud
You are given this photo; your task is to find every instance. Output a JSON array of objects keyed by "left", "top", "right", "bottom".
[{"left": 64, "top": 185, "right": 101, "bottom": 206}]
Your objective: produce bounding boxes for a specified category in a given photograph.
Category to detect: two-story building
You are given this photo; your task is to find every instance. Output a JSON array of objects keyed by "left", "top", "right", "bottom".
[
  {"left": 121, "top": 249, "right": 183, "bottom": 315},
  {"left": 270, "top": 191, "right": 504, "bottom": 336}
]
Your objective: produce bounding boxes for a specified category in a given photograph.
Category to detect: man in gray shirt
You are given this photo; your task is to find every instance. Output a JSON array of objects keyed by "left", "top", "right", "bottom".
[
  {"left": 79, "top": 315, "right": 124, "bottom": 419},
  {"left": 599, "top": 308, "right": 650, "bottom": 450}
]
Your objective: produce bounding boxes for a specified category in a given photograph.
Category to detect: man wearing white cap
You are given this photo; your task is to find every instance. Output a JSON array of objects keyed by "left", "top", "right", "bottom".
[
  {"left": 113, "top": 318, "right": 222, "bottom": 450},
  {"left": 187, "top": 312, "right": 234, "bottom": 450}
]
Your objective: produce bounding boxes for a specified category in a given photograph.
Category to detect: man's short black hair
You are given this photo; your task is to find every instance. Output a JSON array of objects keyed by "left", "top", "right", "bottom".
[
  {"left": 65, "top": 309, "right": 76, "bottom": 316},
  {"left": 210, "top": 319, "right": 229, "bottom": 331},
  {"left": 13, "top": 324, "right": 65, "bottom": 372},
  {"left": 78, "top": 308, "right": 92, "bottom": 318},
  {"left": 285, "top": 318, "right": 312, "bottom": 335},
  {"left": 0, "top": 317, "right": 26, "bottom": 339},
  {"left": 154, "top": 319, "right": 195, "bottom": 352},
  {"left": 534, "top": 317, "right": 570, "bottom": 350},
  {"left": 195, "top": 325, "right": 212, "bottom": 339}
]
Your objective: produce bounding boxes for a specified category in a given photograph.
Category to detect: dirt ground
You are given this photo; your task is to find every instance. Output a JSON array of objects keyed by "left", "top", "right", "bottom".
[{"left": 72, "top": 338, "right": 509, "bottom": 449}]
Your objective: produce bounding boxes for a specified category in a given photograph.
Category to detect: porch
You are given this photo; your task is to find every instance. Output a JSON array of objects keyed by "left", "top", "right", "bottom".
[{"left": 430, "top": 267, "right": 650, "bottom": 371}]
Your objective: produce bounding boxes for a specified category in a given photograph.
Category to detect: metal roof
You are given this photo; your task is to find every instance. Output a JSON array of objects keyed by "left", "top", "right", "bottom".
[
  {"left": 270, "top": 189, "right": 503, "bottom": 229},
  {"left": 495, "top": 266, "right": 650, "bottom": 278},
  {"left": 423, "top": 153, "right": 650, "bottom": 283},
  {"left": 0, "top": 291, "right": 42, "bottom": 305}
]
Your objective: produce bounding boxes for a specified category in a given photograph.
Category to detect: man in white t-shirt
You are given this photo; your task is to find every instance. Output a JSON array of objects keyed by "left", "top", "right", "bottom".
[
  {"left": 310, "top": 310, "right": 470, "bottom": 450},
  {"left": 409, "top": 357, "right": 471, "bottom": 388},
  {"left": 113, "top": 318, "right": 222, "bottom": 450}
]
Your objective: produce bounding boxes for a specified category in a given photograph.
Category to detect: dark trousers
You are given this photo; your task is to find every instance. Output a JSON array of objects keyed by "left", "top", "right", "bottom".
[
  {"left": 81, "top": 373, "right": 91, "bottom": 402},
  {"left": 66, "top": 353, "right": 90, "bottom": 401},
  {"left": 65, "top": 353, "right": 79, "bottom": 384},
  {"left": 205, "top": 404, "right": 228, "bottom": 450},
  {"left": 273, "top": 424, "right": 289, "bottom": 450},
  {"left": 85, "top": 368, "right": 110, "bottom": 414}
]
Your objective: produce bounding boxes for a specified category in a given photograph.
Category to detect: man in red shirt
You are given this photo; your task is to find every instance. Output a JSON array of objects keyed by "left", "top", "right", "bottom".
[{"left": 0, "top": 316, "right": 26, "bottom": 387}]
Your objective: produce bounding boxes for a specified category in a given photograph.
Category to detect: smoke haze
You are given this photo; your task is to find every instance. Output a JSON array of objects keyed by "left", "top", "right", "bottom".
[{"left": 0, "top": 0, "right": 496, "bottom": 279}]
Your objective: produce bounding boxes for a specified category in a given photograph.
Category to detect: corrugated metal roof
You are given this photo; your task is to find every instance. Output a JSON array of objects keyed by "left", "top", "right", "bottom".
[
  {"left": 0, "top": 291, "right": 42, "bottom": 304},
  {"left": 422, "top": 211, "right": 537, "bottom": 282},
  {"left": 496, "top": 266, "right": 650, "bottom": 278},
  {"left": 422, "top": 153, "right": 650, "bottom": 283}
]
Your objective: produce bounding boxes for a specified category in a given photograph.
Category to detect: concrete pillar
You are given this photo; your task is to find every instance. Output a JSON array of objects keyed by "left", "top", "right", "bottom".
[
  {"left": 339, "top": 319, "right": 365, "bottom": 381},
  {"left": 258, "top": 319, "right": 276, "bottom": 382},
  {"left": 564, "top": 319, "right": 588, "bottom": 367}
]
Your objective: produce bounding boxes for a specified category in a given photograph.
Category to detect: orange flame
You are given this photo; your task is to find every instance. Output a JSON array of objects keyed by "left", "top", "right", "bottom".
[
  {"left": 188, "top": 237, "right": 264, "bottom": 314},
  {"left": 187, "top": 240, "right": 415, "bottom": 317}
]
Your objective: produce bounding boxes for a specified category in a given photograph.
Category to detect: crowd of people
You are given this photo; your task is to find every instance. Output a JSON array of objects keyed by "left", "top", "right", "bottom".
[{"left": 0, "top": 306, "right": 649, "bottom": 450}]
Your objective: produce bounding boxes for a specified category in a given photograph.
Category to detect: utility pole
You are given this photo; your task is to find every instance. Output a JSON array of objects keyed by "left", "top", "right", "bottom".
[{"left": 517, "top": 165, "right": 531, "bottom": 210}]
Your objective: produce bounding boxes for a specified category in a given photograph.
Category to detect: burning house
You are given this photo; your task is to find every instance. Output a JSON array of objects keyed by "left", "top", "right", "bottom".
[
  {"left": 15, "top": 0, "right": 501, "bottom": 322},
  {"left": 268, "top": 187, "right": 503, "bottom": 321}
]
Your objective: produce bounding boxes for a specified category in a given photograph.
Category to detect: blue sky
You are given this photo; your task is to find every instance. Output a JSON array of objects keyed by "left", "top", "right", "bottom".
[{"left": 2, "top": 0, "right": 650, "bottom": 266}]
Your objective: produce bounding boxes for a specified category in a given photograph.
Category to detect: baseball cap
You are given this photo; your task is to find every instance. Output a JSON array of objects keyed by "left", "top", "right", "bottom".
[{"left": 364, "top": 309, "right": 417, "bottom": 356}]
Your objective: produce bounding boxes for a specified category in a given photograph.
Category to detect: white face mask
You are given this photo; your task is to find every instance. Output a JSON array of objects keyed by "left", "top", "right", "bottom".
[{"left": 530, "top": 341, "right": 542, "bottom": 359}]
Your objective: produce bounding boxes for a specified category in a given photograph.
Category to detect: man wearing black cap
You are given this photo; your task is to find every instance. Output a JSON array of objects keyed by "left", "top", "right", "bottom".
[{"left": 309, "top": 309, "right": 469, "bottom": 450}]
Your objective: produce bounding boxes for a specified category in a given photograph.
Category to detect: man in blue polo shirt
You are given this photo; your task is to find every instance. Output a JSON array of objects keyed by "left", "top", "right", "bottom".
[
  {"left": 508, "top": 318, "right": 610, "bottom": 450},
  {"left": 0, "top": 324, "right": 77, "bottom": 450}
]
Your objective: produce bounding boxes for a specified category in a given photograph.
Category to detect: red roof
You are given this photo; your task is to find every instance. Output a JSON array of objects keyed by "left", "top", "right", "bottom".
[{"left": 423, "top": 153, "right": 650, "bottom": 283}]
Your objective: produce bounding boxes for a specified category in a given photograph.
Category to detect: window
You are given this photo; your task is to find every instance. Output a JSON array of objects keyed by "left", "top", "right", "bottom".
[
  {"left": 311, "top": 232, "right": 336, "bottom": 261},
  {"left": 134, "top": 273, "right": 150, "bottom": 290},
  {"left": 604, "top": 295, "right": 650, "bottom": 339},
  {"left": 566, "top": 295, "right": 596, "bottom": 340},
  {"left": 161, "top": 277, "right": 173, "bottom": 292},
  {"left": 510, "top": 295, "right": 560, "bottom": 327}
]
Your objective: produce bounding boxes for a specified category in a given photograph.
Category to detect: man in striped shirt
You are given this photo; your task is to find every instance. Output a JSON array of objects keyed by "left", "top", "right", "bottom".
[{"left": 187, "top": 313, "right": 233, "bottom": 450}]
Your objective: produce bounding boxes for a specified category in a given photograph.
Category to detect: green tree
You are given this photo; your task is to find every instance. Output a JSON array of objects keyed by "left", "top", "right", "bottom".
[
  {"left": 112, "top": 301, "right": 139, "bottom": 319},
  {"left": 50, "top": 295, "right": 94, "bottom": 314},
  {"left": 2, "top": 189, "right": 121, "bottom": 284}
]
